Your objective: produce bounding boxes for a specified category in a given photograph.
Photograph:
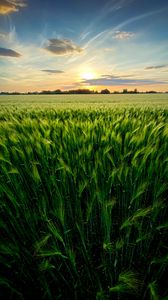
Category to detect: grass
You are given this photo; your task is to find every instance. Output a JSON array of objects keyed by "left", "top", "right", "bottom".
[{"left": 0, "top": 95, "right": 168, "bottom": 299}]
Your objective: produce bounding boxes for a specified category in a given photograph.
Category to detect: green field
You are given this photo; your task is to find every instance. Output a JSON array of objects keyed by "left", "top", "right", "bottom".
[
  {"left": 0, "top": 95, "right": 168, "bottom": 299},
  {"left": 0, "top": 94, "right": 168, "bottom": 108}
]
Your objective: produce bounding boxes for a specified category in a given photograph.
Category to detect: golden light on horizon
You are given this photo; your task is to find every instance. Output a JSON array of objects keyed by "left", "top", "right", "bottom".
[{"left": 79, "top": 70, "right": 97, "bottom": 90}]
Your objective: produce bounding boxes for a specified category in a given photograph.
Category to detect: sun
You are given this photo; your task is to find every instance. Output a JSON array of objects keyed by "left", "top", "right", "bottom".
[{"left": 81, "top": 72, "right": 95, "bottom": 80}]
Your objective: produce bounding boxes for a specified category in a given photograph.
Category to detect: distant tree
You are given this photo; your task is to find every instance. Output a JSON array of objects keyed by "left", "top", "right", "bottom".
[
  {"left": 0, "top": 92, "right": 9, "bottom": 95},
  {"left": 100, "top": 89, "right": 110, "bottom": 94},
  {"left": 41, "top": 90, "right": 52, "bottom": 94},
  {"left": 68, "top": 89, "right": 94, "bottom": 94},
  {"left": 122, "top": 89, "right": 128, "bottom": 94},
  {"left": 113, "top": 91, "right": 119, "bottom": 94},
  {"left": 146, "top": 90, "right": 157, "bottom": 94},
  {"left": 129, "top": 89, "right": 138, "bottom": 94},
  {"left": 54, "top": 89, "right": 62, "bottom": 94}
]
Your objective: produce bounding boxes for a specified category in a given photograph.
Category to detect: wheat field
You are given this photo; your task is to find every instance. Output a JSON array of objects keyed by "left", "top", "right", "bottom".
[{"left": 0, "top": 95, "right": 168, "bottom": 299}]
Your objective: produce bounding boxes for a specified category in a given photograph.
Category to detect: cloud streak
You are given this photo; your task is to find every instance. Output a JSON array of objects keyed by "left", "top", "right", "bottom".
[
  {"left": 145, "top": 64, "right": 168, "bottom": 70},
  {"left": 44, "top": 39, "right": 83, "bottom": 56},
  {"left": 0, "top": 47, "right": 21, "bottom": 57},
  {"left": 80, "top": 0, "right": 134, "bottom": 41},
  {"left": 0, "top": 0, "right": 26, "bottom": 15},
  {"left": 81, "top": 75, "right": 167, "bottom": 86},
  {"left": 41, "top": 69, "right": 64, "bottom": 74}
]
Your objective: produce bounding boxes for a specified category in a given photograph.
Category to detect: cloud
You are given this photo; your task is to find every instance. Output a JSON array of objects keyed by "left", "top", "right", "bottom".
[
  {"left": 80, "top": 0, "right": 135, "bottom": 42},
  {"left": 0, "top": 0, "right": 26, "bottom": 15},
  {"left": 101, "top": 74, "right": 134, "bottom": 78},
  {"left": 81, "top": 75, "right": 167, "bottom": 86},
  {"left": 0, "top": 32, "right": 6, "bottom": 40},
  {"left": 80, "top": 31, "right": 91, "bottom": 41},
  {"left": 112, "top": 31, "right": 135, "bottom": 40},
  {"left": 84, "top": 7, "right": 165, "bottom": 49},
  {"left": 41, "top": 69, "right": 64, "bottom": 74},
  {"left": 0, "top": 27, "right": 17, "bottom": 45},
  {"left": 0, "top": 47, "right": 21, "bottom": 57},
  {"left": 145, "top": 65, "right": 168, "bottom": 70},
  {"left": 44, "top": 38, "right": 83, "bottom": 56}
]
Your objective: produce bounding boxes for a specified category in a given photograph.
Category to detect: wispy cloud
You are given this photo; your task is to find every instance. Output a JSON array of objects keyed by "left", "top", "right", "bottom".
[
  {"left": 0, "top": 32, "right": 6, "bottom": 40},
  {"left": 98, "top": 0, "right": 130, "bottom": 17},
  {"left": 0, "top": 47, "right": 21, "bottom": 57},
  {"left": 101, "top": 74, "right": 134, "bottom": 78},
  {"left": 0, "top": 0, "right": 26, "bottom": 15},
  {"left": 80, "top": 0, "right": 134, "bottom": 41},
  {"left": 84, "top": 7, "right": 166, "bottom": 49},
  {"left": 112, "top": 31, "right": 135, "bottom": 40},
  {"left": 80, "top": 31, "right": 91, "bottom": 41},
  {"left": 145, "top": 64, "right": 168, "bottom": 70},
  {"left": 41, "top": 69, "right": 64, "bottom": 74},
  {"left": 81, "top": 75, "right": 167, "bottom": 86},
  {"left": 0, "top": 27, "right": 17, "bottom": 45},
  {"left": 44, "top": 39, "right": 83, "bottom": 56}
]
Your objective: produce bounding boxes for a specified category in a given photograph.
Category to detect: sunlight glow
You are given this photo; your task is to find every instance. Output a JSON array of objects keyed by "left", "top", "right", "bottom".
[{"left": 81, "top": 72, "right": 96, "bottom": 80}]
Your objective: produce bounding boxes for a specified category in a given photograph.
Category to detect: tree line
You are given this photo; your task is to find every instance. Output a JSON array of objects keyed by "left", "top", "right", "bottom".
[{"left": 0, "top": 88, "right": 167, "bottom": 95}]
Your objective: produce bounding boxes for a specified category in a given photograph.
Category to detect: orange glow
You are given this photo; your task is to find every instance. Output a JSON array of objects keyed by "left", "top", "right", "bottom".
[{"left": 0, "top": 5, "right": 17, "bottom": 15}]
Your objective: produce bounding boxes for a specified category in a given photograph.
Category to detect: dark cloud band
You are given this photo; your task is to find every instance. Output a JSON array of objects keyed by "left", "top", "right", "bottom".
[
  {"left": 44, "top": 38, "right": 83, "bottom": 56},
  {"left": 81, "top": 75, "right": 167, "bottom": 86},
  {"left": 41, "top": 69, "right": 64, "bottom": 74},
  {"left": 0, "top": 47, "right": 21, "bottom": 57},
  {"left": 145, "top": 65, "right": 168, "bottom": 70}
]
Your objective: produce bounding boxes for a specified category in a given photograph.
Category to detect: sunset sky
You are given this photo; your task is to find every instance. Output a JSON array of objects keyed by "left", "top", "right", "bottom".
[{"left": 0, "top": 0, "right": 168, "bottom": 92}]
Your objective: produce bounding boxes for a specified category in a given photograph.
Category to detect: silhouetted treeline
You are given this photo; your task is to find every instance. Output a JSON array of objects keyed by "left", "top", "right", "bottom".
[{"left": 0, "top": 88, "right": 167, "bottom": 95}]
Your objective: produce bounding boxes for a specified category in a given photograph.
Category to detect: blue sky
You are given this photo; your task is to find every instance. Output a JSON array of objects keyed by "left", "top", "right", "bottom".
[{"left": 0, "top": 0, "right": 168, "bottom": 92}]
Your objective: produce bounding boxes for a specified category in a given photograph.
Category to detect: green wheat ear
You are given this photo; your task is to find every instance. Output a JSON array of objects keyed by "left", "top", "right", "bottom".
[
  {"left": 151, "top": 254, "right": 168, "bottom": 265},
  {"left": 148, "top": 281, "right": 159, "bottom": 300},
  {"left": 120, "top": 206, "right": 152, "bottom": 230},
  {"left": 156, "top": 222, "right": 168, "bottom": 230},
  {"left": 109, "top": 282, "right": 130, "bottom": 294},
  {"left": 109, "top": 270, "right": 143, "bottom": 295}
]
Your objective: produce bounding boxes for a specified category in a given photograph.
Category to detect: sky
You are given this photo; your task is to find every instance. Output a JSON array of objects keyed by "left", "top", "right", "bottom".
[{"left": 0, "top": 0, "right": 168, "bottom": 92}]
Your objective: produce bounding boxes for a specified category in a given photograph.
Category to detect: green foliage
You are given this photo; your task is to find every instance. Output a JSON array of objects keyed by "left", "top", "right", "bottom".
[
  {"left": 148, "top": 281, "right": 159, "bottom": 300},
  {"left": 109, "top": 270, "right": 142, "bottom": 295},
  {"left": 0, "top": 97, "right": 168, "bottom": 299}
]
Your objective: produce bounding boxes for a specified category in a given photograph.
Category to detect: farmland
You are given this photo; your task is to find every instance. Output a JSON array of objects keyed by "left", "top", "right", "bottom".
[
  {"left": 0, "top": 93, "right": 168, "bottom": 109},
  {"left": 0, "top": 94, "right": 168, "bottom": 299}
]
